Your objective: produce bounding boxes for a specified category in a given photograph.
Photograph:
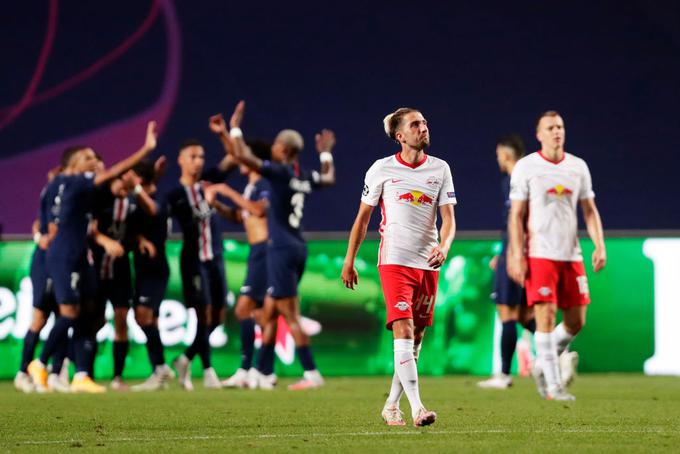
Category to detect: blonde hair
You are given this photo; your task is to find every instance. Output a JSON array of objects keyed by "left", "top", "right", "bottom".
[
  {"left": 275, "top": 129, "right": 304, "bottom": 154},
  {"left": 383, "top": 107, "right": 418, "bottom": 142}
]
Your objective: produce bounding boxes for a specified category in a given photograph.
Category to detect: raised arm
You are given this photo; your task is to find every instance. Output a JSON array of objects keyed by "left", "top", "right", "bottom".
[
  {"left": 506, "top": 199, "right": 528, "bottom": 284},
  {"left": 428, "top": 204, "right": 456, "bottom": 269},
  {"left": 314, "top": 129, "right": 336, "bottom": 186},
  {"left": 341, "top": 202, "right": 375, "bottom": 289},
  {"left": 580, "top": 198, "right": 606, "bottom": 272},
  {"left": 209, "top": 101, "right": 263, "bottom": 171},
  {"left": 121, "top": 170, "right": 157, "bottom": 216},
  {"left": 94, "top": 121, "right": 158, "bottom": 186}
]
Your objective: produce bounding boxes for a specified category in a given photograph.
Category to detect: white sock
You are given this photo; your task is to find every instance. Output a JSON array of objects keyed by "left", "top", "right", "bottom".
[
  {"left": 74, "top": 371, "right": 88, "bottom": 380},
  {"left": 394, "top": 339, "right": 423, "bottom": 418},
  {"left": 534, "top": 331, "right": 561, "bottom": 393},
  {"left": 386, "top": 342, "right": 421, "bottom": 407},
  {"left": 553, "top": 323, "right": 574, "bottom": 356}
]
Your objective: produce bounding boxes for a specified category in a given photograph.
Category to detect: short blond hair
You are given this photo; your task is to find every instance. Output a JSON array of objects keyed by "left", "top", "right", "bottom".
[
  {"left": 383, "top": 107, "right": 418, "bottom": 143},
  {"left": 275, "top": 129, "right": 304, "bottom": 154}
]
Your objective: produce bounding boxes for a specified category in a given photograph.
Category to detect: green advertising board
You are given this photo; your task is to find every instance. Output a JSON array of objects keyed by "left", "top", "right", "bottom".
[{"left": 0, "top": 237, "right": 671, "bottom": 380}]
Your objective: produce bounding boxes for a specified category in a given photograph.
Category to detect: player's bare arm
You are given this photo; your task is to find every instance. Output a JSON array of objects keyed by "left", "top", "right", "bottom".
[
  {"left": 122, "top": 169, "right": 158, "bottom": 216},
  {"left": 92, "top": 227, "right": 125, "bottom": 258},
  {"left": 428, "top": 204, "right": 455, "bottom": 269},
  {"left": 203, "top": 186, "right": 241, "bottom": 223},
  {"left": 341, "top": 202, "right": 375, "bottom": 290},
  {"left": 94, "top": 121, "right": 158, "bottom": 186},
  {"left": 205, "top": 183, "right": 267, "bottom": 218},
  {"left": 580, "top": 198, "right": 606, "bottom": 272},
  {"left": 209, "top": 103, "right": 263, "bottom": 171},
  {"left": 507, "top": 199, "right": 528, "bottom": 284},
  {"left": 315, "top": 129, "right": 336, "bottom": 186}
]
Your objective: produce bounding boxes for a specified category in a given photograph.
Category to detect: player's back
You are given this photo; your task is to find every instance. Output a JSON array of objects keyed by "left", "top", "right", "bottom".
[
  {"left": 48, "top": 173, "right": 96, "bottom": 259},
  {"left": 261, "top": 161, "right": 321, "bottom": 248}
]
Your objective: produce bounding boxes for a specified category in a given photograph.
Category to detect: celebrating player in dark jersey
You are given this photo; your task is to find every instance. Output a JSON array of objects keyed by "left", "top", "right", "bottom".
[
  {"left": 90, "top": 169, "right": 159, "bottom": 391},
  {"left": 478, "top": 135, "right": 536, "bottom": 390},
  {"left": 167, "top": 139, "right": 237, "bottom": 390},
  {"left": 123, "top": 159, "right": 177, "bottom": 391},
  {"left": 205, "top": 141, "right": 278, "bottom": 389},
  {"left": 209, "top": 101, "right": 336, "bottom": 390},
  {"left": 15, "top": 167, "right": 69, "bottom": 393},
  {"left": 27, "top": 121, "right": 158, "bottom": 393}
]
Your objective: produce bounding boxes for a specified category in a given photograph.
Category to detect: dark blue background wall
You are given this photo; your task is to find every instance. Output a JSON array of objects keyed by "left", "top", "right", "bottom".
[{"left": 2, "top": 1, "right": 679, "bottom": 233}]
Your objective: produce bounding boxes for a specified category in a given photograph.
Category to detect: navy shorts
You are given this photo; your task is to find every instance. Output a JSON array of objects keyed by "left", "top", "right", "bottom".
[
  {"left": 46, "top": 250, "right": 97, "bottom": 306},
  {"left": 95, "top": 253, "right": 134, "bottom": 309},
  {"left": 492, "top": 253, "right": 526, "bottom": 307},
  {"left": 181, "top": 256, "right": 227, "bottom": 310},
  {"left": 266, "top": 242, "right": 307, "bottom": 299},
  {"left": 30, "top": 247, "right": 58, "bottom": 313},
  {"left": 135, "top": 272, "right": 169, "bottom": 317},
  {"left": 240, "top": 241, "right": 268, "bottom": 306}
]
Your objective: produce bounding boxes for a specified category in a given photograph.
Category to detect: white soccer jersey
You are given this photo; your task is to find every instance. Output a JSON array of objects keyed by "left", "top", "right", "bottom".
[
  {"left": 509, "top": 151, "right": 595, "bottom": 261},
  {"left": 361, "top": 153, "right": 457, "bottom": 270}
]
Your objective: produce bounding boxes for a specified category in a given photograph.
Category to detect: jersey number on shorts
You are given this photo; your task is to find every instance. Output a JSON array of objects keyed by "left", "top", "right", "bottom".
[
  {"left": 289, "top": 192, "right": 305, "bottom": 228},
  {"left": 414, "top": 294, "right": 435, "bottom": 315}
]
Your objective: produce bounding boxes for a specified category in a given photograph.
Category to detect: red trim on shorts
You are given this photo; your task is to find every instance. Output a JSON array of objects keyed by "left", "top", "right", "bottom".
[
  {"left": 395, "top": 152, "right": 427, "bottom": 169},
  {"left": 538, "top": 150, "right": 566, "bottom": 164}
]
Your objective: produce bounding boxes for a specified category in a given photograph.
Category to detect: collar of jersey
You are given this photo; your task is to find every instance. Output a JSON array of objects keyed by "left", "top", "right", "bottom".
[
  {"left": 395, "top": 152, "right": 427, "bottom": 169},
  {"left": 538, "top": 150, "right": 566, "bottom": 164}
]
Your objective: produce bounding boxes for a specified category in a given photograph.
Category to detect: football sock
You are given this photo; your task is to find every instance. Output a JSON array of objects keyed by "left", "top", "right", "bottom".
[
  {"left": 386, "top": 341, "right": 421, "bottom": 406},
  {"left": 257, "top": 343, "right": 276, "bottom": 375},
  {"left": 40, "top": 316, "right": 73, "bottom": 364},
  {"left": 141, "top": 325, "right": 165, "bottom": 367},
  {"left": 553, "top": 322, "right": 575, "bottom": 355},
  {"left": 501, "top": 321, "right": 518, "bottom": 375},
  {"left": 535, "top": 331, "right": 560, "bottom": 393},
  {"left": 394, "top": 339, "right": 423, "bottom": 418},
  {"left": 113, "top": 340, "right": 129, "bottom": 378},
  {"left": 239, "top": 319, "right": 256, "bottom": 370},
  {"left": 296, "top": 346, "right": 317, "bottom": 371},
  {"left": 51, "top": 335, "right": 69, "bottom": 375},
  {"left": 20, "top": 330, "right": 40, "bottom": 372},
  {"left": 197, "top": 323, "right": 212, "bottom": 369}
]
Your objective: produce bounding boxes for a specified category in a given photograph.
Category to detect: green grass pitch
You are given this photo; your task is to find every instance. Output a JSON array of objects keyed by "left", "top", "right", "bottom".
[{"left": 1, "top": 374, "right": 679, "bottom": 453}]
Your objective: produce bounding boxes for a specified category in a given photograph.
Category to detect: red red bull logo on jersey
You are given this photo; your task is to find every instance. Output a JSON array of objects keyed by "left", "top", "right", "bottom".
[
  {"left": 396, "top": 190, "right": 435, "bottom": 206},
  {"left": 546, "top": 184, "right": 573, "bottom": 197}
]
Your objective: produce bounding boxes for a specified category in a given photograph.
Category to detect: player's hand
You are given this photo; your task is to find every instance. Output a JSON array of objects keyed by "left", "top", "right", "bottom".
[
  {"left": 592, "top": 247, "right": 606, "bottom": 272},
  {"left": 138, "top": 237, "right": 157, "bottom": 258},
  {"left": 507, "top": 254, "right": 527, "bottom": 285},
  {"left": 38, "top": 235, "right": 51, "bottom": 250},
  {"left": 341, "top": 261, "right": 359, "bottom": 290},
  {"left": 209, "top": 114, "right": 227, "bottom": 135},
  {"left": 121, "top": 170, "right": 142, "bottom": 190},
  {"left": 154, "top": 155, "right": 167, "bottom": 178},
  {"left": 489, "top": 255, "right": 499, "bottom": 271},
  {"left": 103, "top": 239, "right": 125, "bottom": 258},
  {"left": 230, "top": 100, "right": 245, "bottom": 129},
  {"left": 427, "top": 245, "right": 447, "bottom": 269},
  {"left": 315, "top": 129, "right": 336, "bottom": 153},
  {"left": 204, "top": 183, "right": 225, "bottom": 206},
  {"left": 144, "top": 121, "right": 158, "bottom": 151}
]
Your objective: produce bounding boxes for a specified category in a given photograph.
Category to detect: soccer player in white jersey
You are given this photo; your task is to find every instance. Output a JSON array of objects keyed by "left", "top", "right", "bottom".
[
  {"left": 507, "top": 111, "right": 606, "bottom": 401},
  {"left": 342, "top": 107, "right": 456, "bottom": 427}
]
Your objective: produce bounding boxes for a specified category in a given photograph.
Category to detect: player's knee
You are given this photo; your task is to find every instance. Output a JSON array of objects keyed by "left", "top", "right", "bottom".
[{"left": 565, "top": 318, "right": 585, "bottom": 335}]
